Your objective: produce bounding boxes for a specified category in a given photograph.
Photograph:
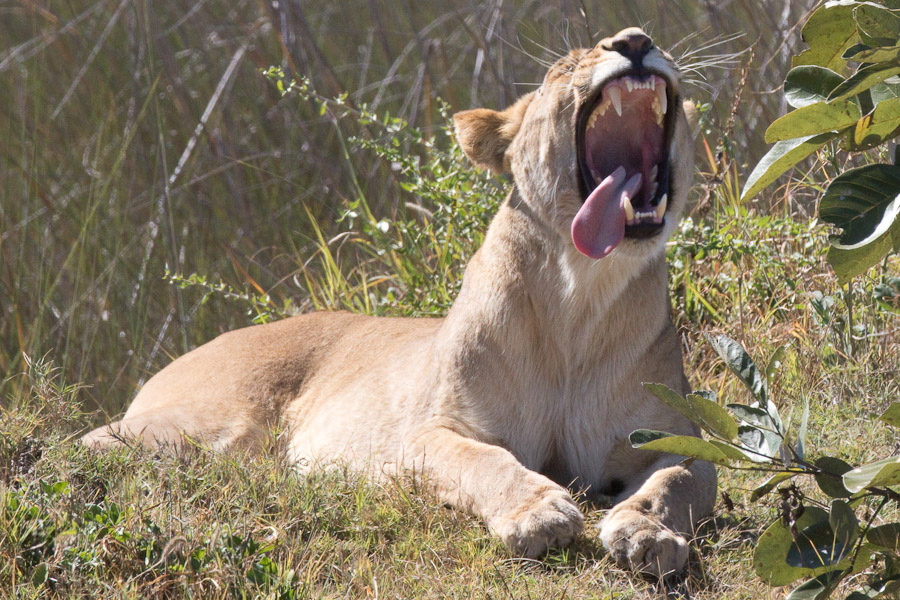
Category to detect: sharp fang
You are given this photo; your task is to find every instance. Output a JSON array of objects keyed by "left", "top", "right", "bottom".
[
  {"left": 625, "top": 79, "right": 634, "bottom": 92},
  {"left": 656, "top": 194, "right": 668, "bottom": 219},
  {"left": 656, "top": 86, "right": 667, "bottom": 115},
  {"left": 608, "top": 87, "right": 623, "bottom": 117},
  {"left": 623, "top": 194, "right": 635, "bottom": 221}
]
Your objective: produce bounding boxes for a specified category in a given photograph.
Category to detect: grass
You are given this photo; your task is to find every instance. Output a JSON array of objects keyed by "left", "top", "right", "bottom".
[{"left": 6, "top": 0, "right": 900, "bottom": 598}]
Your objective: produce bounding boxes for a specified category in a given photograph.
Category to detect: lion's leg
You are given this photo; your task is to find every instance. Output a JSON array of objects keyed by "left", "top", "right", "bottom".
[
  {"left": 599, "top": 458, "right": 716, "bottom": 578},
  {"left": 81, "top": 411, "right": 266, "bottom": 452},
  {"left": 81, "top": 416, "right": 187, "bottom": 450},
  {"left": 409, "top": 426, "right": 584, "bottom": 558}
]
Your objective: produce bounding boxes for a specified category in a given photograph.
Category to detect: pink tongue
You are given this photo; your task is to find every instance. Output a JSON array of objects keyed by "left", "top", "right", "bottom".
[{"left": 571, "top": 168, "right": 643, "bottom": 259}]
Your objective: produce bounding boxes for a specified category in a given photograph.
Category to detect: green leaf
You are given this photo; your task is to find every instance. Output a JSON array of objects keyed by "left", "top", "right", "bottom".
[
  {"left": 786, "top": 66, "right": 847, "bottom": 108},
  {"left": 741, "top": 133, "right": 839, "bottom": 200},
  {"left": 829, "top": 64, "right": 900, "bottom": 103},
  {"left": 794, "top": 2, "right": 860, "bottom": 71},
  {"left": 846, "top": 576, "right": 900, "bottom": 599},
  {"left": 844, "top": 455, "right": 900, "bottom": 492},
  {"left": 751, "top": 471, "right": 800, "bottom": 501},
  {"left": 765, "top": 101, "right": 862, "bottom": 143},
  {"left": 786, "top": 570, "right": 845, "bottom": 600},
  {"left": 754, "top": 506, "right": 829, "bottom": 585},
  {"left": 815, "top": 456, "right": 854, "bottom": 498},
  {"left": 787, "top": 520, "right": 854, "bottom": 569},
  {"left": 851, "top": 97, "right": 900, "bottom": 150},
  {"left": 852, "top": 45, "right": 900, "bottom": 63},
  {"left": 708, "top": 334, "right": 767, "bottom": 403},
  {"left": 871, "top": 79, "right": 900, "bottom": 104},
  {"left": 709, "top": 439, "right": 752, "bottom": 462},
  {"left": 728, "top": 404, "right": 777, "bottom": 430},
  {"left": 821, "top": 165, "right": 900, "bottom": 283},
  {"left": 642, "top": 384, "right": 739, "bottom": 441},
  {"left": 32, "top": 563, "right": 49, "bottom": 587},
  {"left": 854, "top": 3, "right": 900, "bottom": 47},
  {"left": 737, "top": 425, "right": 783, "bottom": 462},
  {"left": 829, "top": 499, "right": 859, "bottom": 548},
  {"left": 642, "top": 383, "right": 695, "bottom": 423},
  {"left": 685, "top": 392, "right": 739, "bottom": 441},
  {"left": 629, "top": 429, "right": 732, "bottom": 465},
  {"left": 866, "top": 523, "right": 900, "bottom": 549},
  {"left": 880, "top": 402, "right": 900, "bottom": 427}
]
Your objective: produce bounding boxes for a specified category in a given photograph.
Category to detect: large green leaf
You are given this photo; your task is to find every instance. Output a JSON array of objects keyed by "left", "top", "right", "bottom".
[
  {"left": 846, "top": 576, "right": 900, "bottom": 599},
  {"left": 866, "top": 523, "right": 900, "bottom": 549},
  {"left": 851, "top": 45, "right": 900, "bottom": 63},
  {"left": 880, "top": 402, "right": 900, "bottom": 427},
  {"left": 728, "top": 404, "right": 777, "bottom": 430},
  {"left": 737, "top": 424, "right": 783, "bottom": 462},
  {"left": 708, "top": 335, "right": 767, "bottom": 403},
  {"left": 815, "top": 456, "right": 854, "bottom": 498},
  {"left": 685, "top": 392, "right": 739, "bottom": 441},
  {"left": 830, "top": 64, "right": 900, "bottom": 103},
  {"left": 741, "top": 133, "right": 838, "bottom": 200},
  {"left": 794, "top": 2, "right": 859, "bottom": 71},
  {"left": 754, "top": 506, "right": 830, "bottom": 585},
  {"left": 786, "top": 519, "right": 854, "bottom": 569},
  {"left": 843, "top": 455, "right": 900, "bottom": 492},
  {"left": 786, "top": 571, "right": 845, "bottom": 600},
  {"left": 853, "top": 3, "right": 900, "bottom": 47},
  {"left": 851, "top": 97, "right": 900, "bottom": 150},
  {"left": 829, "top": 499, "right": 859, "bottom": 549},
  {"left": 629, "top": 429, "right": 732, "bottom": 465},
  {"left": 786, "top": 66, "right": 846, "bottom": 108},
  {"left": 820, "top": 165, "right": 900, "bottom": 282},
  {"left": 765, "top": 100, "right": 861, "bottom": 143},
  {"left": 642, "top": 384, "right": 738, "bottom": 443},
  {"left": 820, "top": 165, "right": 900, "bottom": 242},
  {"left": 709, "top": 439, "right": 751, "bottom": 461}
]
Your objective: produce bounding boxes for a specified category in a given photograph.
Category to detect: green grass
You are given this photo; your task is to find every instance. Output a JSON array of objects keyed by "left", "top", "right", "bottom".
[{"left": 8, "top": 0, "right": 900, "bottom": 598}]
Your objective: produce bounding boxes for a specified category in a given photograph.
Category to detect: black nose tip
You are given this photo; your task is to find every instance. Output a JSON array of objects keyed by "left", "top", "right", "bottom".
[{"left": 602, "top": 28, "right": 653, "bottom": 62}]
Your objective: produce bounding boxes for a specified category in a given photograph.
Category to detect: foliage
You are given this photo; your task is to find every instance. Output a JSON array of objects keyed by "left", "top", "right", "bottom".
[
  {"left": 741, "top": 0, "right": 900, "bottom": 283},
  {"left": 175, "top": 68, "right": 507, "bottom": 322},
  {"left": 632, "top": 335, "right": 900, "bottom": 599}
]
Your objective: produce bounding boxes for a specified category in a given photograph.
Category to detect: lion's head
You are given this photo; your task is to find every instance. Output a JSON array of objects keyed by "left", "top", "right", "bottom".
[{"left": 455, "top": 28, "right": 694, "bottom": 262}]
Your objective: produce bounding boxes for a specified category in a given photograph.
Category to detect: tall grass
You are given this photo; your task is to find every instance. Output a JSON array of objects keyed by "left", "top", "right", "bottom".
[
  {"left": 1, "top": 0, "right": 815, "bottom": 418},
  {"left": 7, "top": 2, "right": 900, "bottom": 597}
]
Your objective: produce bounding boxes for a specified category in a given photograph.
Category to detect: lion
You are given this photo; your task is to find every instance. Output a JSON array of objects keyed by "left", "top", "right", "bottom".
[{"left": 83, "top": 27, "right": 716, "bottom": 578}]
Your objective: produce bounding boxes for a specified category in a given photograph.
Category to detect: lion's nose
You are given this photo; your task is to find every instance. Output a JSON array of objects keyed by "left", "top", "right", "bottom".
[{"left": 601, "top": 28, "right": 653, "bottom": 62}]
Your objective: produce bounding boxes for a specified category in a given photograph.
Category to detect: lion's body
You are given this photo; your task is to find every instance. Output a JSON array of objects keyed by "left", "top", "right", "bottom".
[{"left": 84, "top": 28, "right": 717, "bottom": 577}]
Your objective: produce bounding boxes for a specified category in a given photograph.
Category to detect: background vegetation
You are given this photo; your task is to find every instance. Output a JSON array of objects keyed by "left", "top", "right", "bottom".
[{"left": 4, "top": 0, "right": 900, "bottom": 598}]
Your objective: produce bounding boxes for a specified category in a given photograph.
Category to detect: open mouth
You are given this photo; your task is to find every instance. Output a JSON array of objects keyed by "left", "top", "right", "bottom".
[{"left": 571, "top": 73, "right": 676, "bottom": 259}]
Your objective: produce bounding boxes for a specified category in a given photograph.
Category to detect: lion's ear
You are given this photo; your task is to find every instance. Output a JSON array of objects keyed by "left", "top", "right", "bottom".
[
  {"left": 454, "top": 92, "right": 535, "bottom": 173},
  {"left": 682, "top": 100, "right": 700, "bottom": 138}
]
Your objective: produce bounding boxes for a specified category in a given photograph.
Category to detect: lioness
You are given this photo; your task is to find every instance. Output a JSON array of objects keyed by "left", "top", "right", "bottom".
[{"left": 83, "top": 28, "right": 716, "bottom": 577}]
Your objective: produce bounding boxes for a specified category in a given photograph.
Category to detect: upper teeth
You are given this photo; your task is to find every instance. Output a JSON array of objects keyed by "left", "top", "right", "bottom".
[{"left": 586, "top": 74, "right": 668, "bottom": 130}]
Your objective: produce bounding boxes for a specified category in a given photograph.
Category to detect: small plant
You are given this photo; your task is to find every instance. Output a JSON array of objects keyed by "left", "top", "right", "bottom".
[
  {"left": 167, "top": 69, "right": 507, "bottom": 321},
  {"left": 632, "top": 335, "right": 900, "bottom": 599},
  {"left": 741, "top": 0, "right": 900, "bottom": 283}
]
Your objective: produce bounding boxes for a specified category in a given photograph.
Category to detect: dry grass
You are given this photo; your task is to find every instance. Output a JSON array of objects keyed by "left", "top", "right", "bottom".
[{"left": 6, "top": 1, "right": 900, "bottom": 598}]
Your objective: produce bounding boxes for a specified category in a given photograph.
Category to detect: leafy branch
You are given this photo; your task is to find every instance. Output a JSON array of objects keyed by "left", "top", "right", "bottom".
[
  {"left": 633, "top": 334, "right": 900, "bottom": 599},
  {"left": 741, "top": 0, "right": 900, "bottom": 283}
]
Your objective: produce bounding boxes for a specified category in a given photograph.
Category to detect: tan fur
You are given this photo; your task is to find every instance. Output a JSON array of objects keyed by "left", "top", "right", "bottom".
[{"left": 83, "top": 28, "right": 716, "bottom": 577}]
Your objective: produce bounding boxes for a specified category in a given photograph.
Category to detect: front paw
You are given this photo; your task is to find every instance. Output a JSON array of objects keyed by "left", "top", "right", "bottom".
[
  {"left": 489, "top": 488, "right": 584, "bottom": 558},
  {"left": 599, "top": 507, "right": 689, "bottom": 578}
]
